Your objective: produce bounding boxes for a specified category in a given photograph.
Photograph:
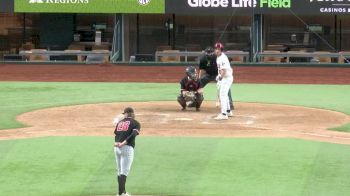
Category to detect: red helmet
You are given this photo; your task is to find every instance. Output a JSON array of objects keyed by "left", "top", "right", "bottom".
[{"left": 214, "top": 42, "right": 224, "bottom": 50}]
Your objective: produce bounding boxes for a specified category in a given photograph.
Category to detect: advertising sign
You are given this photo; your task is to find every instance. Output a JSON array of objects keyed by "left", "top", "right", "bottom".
[
  {"left": 166, "top": 0, "right": 350, "bottom": 15},
  {"left": 307, "top": 0, "right": 350, "bottom": 14},
  {"left": 12, "top": 0, "right": 350, "bottom": 14},
  {"left": 15, "top": 0, "right": 165, "bottom": 13}
]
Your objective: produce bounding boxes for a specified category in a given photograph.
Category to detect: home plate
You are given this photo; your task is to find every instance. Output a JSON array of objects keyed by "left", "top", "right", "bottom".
[
  {"left": 174, "top": 118, "right": 193, "bottom": 121},
  {"left": 246, "top": 120, "right": 254, "bottom": 125}
]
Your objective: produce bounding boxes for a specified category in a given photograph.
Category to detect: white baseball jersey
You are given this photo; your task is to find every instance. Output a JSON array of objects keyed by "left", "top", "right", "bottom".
[{"left": 216, "top": 53, "right": 233, "bottom": 79}]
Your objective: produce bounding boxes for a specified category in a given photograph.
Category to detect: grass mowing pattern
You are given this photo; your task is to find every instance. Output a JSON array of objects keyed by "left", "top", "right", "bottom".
[
  {"left": 0, "top": 82, "right": 349, "bottom": 131},
  {"left": 0, "top": 137, "right": 350, "bottom": 196}
]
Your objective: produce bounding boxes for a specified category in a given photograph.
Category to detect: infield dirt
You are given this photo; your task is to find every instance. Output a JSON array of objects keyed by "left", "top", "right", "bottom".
[{"left": 1, "top": 101, "right": 350, "bottom": 144}]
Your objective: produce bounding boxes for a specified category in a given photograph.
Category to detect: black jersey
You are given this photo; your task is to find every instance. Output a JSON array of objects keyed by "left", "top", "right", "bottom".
[
  {"left": 180, "top": 76, "right": 202, "bottom": 92},
  {"left": 114, "top": 117, "right": 140, "bottom": 148},
  {"left": 199, "top": 55, "right": 218, "bottom": 76}
]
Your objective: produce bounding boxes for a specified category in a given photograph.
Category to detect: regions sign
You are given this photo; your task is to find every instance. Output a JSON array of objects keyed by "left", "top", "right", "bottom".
[
  {"left": 15, "top": 0, "right": 165, "bottom": 13},
  {"left": 166, "top": 0, "right": 350, "bottom": 15}
]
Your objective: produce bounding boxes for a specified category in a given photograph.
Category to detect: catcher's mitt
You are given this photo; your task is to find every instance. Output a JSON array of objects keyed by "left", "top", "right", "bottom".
[{"left": 184, "top": 91, "right": 196, "bottom": 102}]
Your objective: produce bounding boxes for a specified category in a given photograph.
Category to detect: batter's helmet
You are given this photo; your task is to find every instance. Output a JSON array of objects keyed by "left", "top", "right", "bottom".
[
  {"left": 214, "top": 42, "right": 224, "bottom": 51},
  {"left": 186, "top": 66, "right": 197, "bottom": 80}
]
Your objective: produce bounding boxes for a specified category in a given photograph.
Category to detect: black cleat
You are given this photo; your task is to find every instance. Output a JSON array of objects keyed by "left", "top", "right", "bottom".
[
  {"left": 181, "top": 107, "right": 186, "bottom": 111},
  {"left": 196, "top": 108, "right": 200, "bottom": 112}
]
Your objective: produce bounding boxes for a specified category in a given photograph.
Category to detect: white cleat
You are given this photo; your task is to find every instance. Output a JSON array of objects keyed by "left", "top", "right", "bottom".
[
  {"left": 227, "top": 111, "right": 233, "bottom": 117},
  {"left": 121, "top": 193, "right": 131, "bottom": 196},
  {"left": 214, "top": 113, "right": 228, "bottom": 120}
]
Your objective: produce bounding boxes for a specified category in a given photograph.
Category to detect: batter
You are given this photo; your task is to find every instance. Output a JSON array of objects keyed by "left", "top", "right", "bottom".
[
  {"left": 199, "top": 46, "right": 234, "bottom": 110},
  {"left": 214, "top": 42, "right": 233, "bottom": 120}
]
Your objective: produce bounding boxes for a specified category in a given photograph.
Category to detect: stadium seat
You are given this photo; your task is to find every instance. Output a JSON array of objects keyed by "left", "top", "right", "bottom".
[
  {"left": 227, "top": 50, "right": 244, "bottom": 63},
  {"left": 29, "top": 49, "right": 49, "bottom": 61},
  {"left": 159, "top": 50, "right": 181, "bottom": 62},
  {"left": 262, "top": 50, "right": 282, "bottom": 63},
  {"left": 338, "top": 52, "right": 350, "bottom": 64},
  {"left": 313, "top": 51, "right": 331, "bottom": 63},
  {"left": 64, "top": 49, "right": 83, "bottom": 62},
  {"left": 185, "top": 44, "right": 201, "bottom": 62},
  {"left": 87, "top": 49, "right": 110, "bottom": 63}
]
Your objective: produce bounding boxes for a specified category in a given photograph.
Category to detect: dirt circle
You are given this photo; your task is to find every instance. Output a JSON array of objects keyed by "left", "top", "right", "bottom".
[{"left": 1, "top": 101, "right": 350, "bottom": 144}]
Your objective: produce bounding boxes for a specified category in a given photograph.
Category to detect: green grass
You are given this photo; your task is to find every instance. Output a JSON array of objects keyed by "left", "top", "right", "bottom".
[
  {"left": 0, "top": 82, "right": 349, "bottom": 131},
  {"left": 1, "top": 137, "right": 350, "bottom": 196}
]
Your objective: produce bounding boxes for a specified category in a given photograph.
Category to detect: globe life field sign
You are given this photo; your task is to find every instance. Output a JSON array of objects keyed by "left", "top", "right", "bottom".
[
  {"left": 186, "top": 0, "right": 290, "bottom": 8},
  {"left": 15, "top": 0, "right": 165, "bottom": 13},
  {"left": 166, "top": 0, "right": 292, "bottom": 15}
]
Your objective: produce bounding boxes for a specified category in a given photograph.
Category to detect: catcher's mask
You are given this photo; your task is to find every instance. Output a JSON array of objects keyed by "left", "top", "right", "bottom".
[
  {"left": 204, "top": 46, "right": 214, "bottom": 57},
  {"left": 186, "top": 66, "right": 198, "bottom": 80}
]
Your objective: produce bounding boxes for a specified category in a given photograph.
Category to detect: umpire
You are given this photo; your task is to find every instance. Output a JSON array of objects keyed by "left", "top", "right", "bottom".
[
  {"left": 199, "top": 46, "right": 234, "bottom": 109},
  {"left": 114, "top": 107, "right": 140, "bottom": 196}
]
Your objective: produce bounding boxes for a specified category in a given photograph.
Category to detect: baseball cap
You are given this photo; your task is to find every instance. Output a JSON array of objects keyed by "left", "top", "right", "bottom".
[{"left": 123, "top": 107, "right": 134, "bottom": 114}]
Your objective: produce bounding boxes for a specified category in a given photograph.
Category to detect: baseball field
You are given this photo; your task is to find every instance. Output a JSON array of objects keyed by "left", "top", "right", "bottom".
[{"left": 0, "top": 64, "right": 350, "bottom": 196}]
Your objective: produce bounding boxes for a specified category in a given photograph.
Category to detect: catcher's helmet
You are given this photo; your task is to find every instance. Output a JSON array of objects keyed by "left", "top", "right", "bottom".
[
  {"left": 186, "top": 66, "right": 197, "bottom": 80},
  {"left": 214, "top": 42, "right": 224, "bottom": 51}
]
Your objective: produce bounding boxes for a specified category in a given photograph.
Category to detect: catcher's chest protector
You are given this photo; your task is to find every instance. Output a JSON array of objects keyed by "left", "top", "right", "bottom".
[{"left": 185, "top": 80, "right": 199, "bottom": 91}]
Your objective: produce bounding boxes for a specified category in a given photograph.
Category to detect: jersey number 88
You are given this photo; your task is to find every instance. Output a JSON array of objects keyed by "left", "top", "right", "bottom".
[{"left": 117, "top": 121, "right": 130, "bottom": 132}]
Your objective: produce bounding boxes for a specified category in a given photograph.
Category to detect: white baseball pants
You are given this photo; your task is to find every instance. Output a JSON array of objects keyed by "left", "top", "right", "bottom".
[
  {"left": 218, "top": 77, "right": 233, "bottom": 114},
  {"left": 114, "top": 145, "right": 134, "bottom": 176}
]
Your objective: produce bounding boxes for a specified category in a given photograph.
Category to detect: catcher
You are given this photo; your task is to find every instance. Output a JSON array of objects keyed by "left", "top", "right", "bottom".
[{"left": 177, "top": 66, "right": 204, "bottom": 111}]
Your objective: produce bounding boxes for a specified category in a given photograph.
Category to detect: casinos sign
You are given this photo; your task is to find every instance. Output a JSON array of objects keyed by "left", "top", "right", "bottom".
[{"left": 309, "top": 0, "right": 350, "bottom": 13}]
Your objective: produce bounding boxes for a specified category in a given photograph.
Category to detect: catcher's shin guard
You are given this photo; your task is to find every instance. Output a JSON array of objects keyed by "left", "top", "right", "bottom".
[
  {"left": 195, "top": 93, "right": 204, "bottom": 109},
  {"left": 177, "top": 95, "right": 186, "bottom": 109}
]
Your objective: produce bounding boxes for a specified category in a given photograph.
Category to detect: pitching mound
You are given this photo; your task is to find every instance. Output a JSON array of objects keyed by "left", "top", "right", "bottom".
[{"left": 1, "top": 102, "right": 350, "bottom": 144}]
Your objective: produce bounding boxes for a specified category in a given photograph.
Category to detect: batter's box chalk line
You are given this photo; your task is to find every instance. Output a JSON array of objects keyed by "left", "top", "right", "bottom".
[
  {"left": 173, "top": 118, "right": 193, "bottom": 121},
  {"left": 202, "top": 114, "right": 256, "bottom": 125}
]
